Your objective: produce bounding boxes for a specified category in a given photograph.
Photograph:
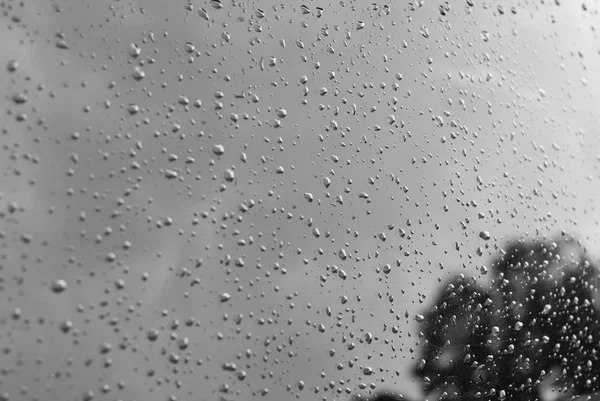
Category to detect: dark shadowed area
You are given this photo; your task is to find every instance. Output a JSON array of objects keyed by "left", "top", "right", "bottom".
[{"left": 355, "top": 236, "right": 600, "bottom": 401}]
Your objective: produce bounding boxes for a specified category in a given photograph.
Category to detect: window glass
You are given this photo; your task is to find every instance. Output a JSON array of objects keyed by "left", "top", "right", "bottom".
[{"left": 2, "top": 1, "right": 600, "bottom": 401}]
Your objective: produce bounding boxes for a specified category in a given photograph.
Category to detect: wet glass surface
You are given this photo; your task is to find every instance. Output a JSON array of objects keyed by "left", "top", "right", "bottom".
[{"left": 2, "top": 1, "right": 600, "bottom": 400}]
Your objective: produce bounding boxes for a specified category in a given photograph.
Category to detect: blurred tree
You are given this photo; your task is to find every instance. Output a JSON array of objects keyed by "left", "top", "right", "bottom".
[{"left": 355, "top": 236, "right": 600, "bottom": 401}]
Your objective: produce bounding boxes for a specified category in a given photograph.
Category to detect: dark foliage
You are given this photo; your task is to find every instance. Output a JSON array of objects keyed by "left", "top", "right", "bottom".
[{"left": 355, "top": 236, "right": 600, "bottom": 401}]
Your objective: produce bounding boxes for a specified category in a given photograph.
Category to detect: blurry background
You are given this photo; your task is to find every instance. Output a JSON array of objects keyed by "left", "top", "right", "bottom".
[{"left": 1, "top": 0, "right": 600, "bottom": 400}]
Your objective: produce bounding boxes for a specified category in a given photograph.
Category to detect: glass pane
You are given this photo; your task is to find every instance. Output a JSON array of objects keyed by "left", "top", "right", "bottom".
[{"left": 2, "top": 1, "right": 600, "bottom": 401}]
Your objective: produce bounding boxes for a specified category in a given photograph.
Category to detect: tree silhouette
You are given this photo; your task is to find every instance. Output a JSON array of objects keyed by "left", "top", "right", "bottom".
[{"left": 355, "top": 236, "right": 600, "bottom": 401}]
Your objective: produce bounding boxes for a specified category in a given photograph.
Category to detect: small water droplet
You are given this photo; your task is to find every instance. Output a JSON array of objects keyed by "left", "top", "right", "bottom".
[
  {"left": 132, "top": 66, "right": 146, "bottom": 81},
  {"left": 224, "top": 168, "right": 235, "bottom": 182},
  {"left": 198, "top": 8, "right": 209, "bottom": 20},
  {"left": 7, "top": 59, "right": 18, "bottom": 72},
  {"left": 275, "top": 108, "right": 287, "bottom": 118},
  {"left": 129, "top": 43, "right": 141, "bottom": 58},
  {"left": 51, "top": 279, "right": 68, "bottom": 293}
]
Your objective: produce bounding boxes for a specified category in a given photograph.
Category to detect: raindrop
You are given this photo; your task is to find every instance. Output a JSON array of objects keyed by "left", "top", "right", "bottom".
[
  {"left": 198, "top": 8, "right": 209, "bottom": 20},
  {"left": 184, "top": 42, "right": 196, "bottom": 53},
  {"left": 178, "top": 95, "right": 190, "bottom": 105},
  {"left": 420, "top": 25, "right": 430, "bottom": 38},
  {"left": 129, "top": 43, "right": 141, "bottom": 58},
  {"left": 60, "top": 320, "right": 73, "bottom": 333},
  {"left": 132, "top": 66, "right": 146, "bottom": 81},
  {"left": 224, "top": 168, "right": 235, "bottom": 182},
  {"left": 147, "top": 329, "right": 160, "bottom": 341},
  {"left": 127, "top": 104, "right": 140, "bottom": 115},
  {"left": 51, "top": 279, "right": 68, "bottom": 293},
  {"left": 55, "top": 40, "right": 69, "bottom": 49},
  {"left": 209, "top": 0, "right": 223, "bottom": 9},
  {"left": 275, "top": 108, "right": 287, "bottom": 118},
  {"left": 12, "top": 92, "right": 28, "bottom": 105},
  {"left": 6, "top": 59, "right": 18, "bottom": 72},
  {"left": 212, "top": 144, "right": 225, "bottom": 156},
  {"left": 165, "top": 169, "right": 178, "bottom": 179}
]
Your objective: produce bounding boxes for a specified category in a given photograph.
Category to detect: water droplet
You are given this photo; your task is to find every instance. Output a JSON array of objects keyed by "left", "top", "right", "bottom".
[
  {"left": 420, "top": 25, "right": 430, "bottom": 38},
  {"left": 12, "top": 92, "right": 28, "bottom": 105},
  {"left": 132, "top": 66, "right": 146, "bottom": 81},
  {"left": 275, "top": 108, "right": 287, "bottom": 118},
  {"left": 129, "top": 43, "right": 141, "bottom": 58},
  {"left": 198, "top": 8, "right": 209, "bottom": 20},
  {"left": 6, "top": 59, "right": 18, "bottom": 72},
  {"left": 55, "top": 39, "right": 69, "bottom": 49},
  {"left": 147, "top": 329, "right": 160, "bottom": 341},
  {"left": 51, "top": 279, "right": 68, "bottom": 293},
  {"left": 184, "top": 42, "right": 195, "bottom": 53},
  {"left": 209, "top": 0, "right": 223, "bottom": 9},
  {"left": 127, "top": 104, "right": 140, "bottom": 115},
  {"left": 212, "top": 144, "right": 225, "bottom": 156},
  {"left": 165, "top": 169, "right": 178, "bottom": 179},
  {"left": 60, "top": 320, "right": 73, "bottom": 333},
  {"left": 224, "top": 168, "right": 235, "bottom": 182}
]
